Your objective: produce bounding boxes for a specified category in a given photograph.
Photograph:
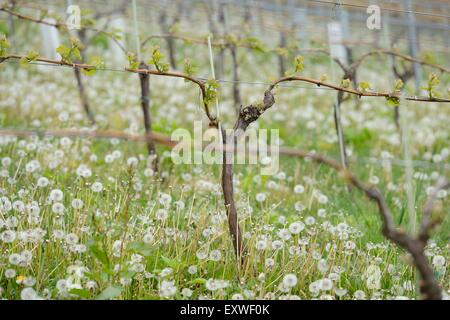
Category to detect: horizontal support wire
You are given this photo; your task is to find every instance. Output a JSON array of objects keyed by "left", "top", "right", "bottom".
[
  {"left": 0, "top": 127, "right": 447, "bottom": 170},
  {"left": 3, "top": 59, "right": 450, "bottom": 104}
]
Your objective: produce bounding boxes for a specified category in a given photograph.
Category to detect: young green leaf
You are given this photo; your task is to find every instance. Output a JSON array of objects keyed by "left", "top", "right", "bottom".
[
  {"left": 385, "top": 96, "right": 400, "bottom": 107},
  {"left": 70, "top": 37, "right": 83, "bottom": 50},
  {"left": 111, "top": 28, "right": 123, "bottom": 41},
  {"left": 149, "top": 46, "right": 169, "bottom": 73},
  {"left": 294, "top": 55, "right": 304, "bottom": 73},
  {"left": 56, "top": 44, "right": 71, "bottom": 62},
  {"left": 421, "top": 73, "right": 440, "bottom": 99},
  {"left": 358, "top": 81, "right": 371, "bottom": 92},
  {"left": 127, "top": 52, "right": 139, "bottom": 70},
  {"left": 204, "top": 79, "right": 219, "bottom": 105},
  {"left": 183, "top": 58, "right": 197, "bottom": 77},
  {"left": 27, "top": 49, "right": 39, "bottom": 61},
  {"left": 56, "top": 38, "right": 84, "bottom": 63},
  {"left": 0, "top": 33, "right": 10, "bottom": 56},
  {"left": 19, "top": 49, "right": 40, "bottom": 67},
  {"left": 340, "top": 78, "right": 351, "bottom": 88},
  {"left": 393, "top": 79, "right": 404, "bottom": 92},
  {"left": 71, "top": 47, "right": 82, "bottom": 61}
]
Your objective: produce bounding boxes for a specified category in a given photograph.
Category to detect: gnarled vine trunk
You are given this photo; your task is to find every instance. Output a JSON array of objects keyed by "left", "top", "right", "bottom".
[
  {"left": 220, "top": 88, "right": 275, "bottom": 264},
  {"left": 221, "top": 128, "right": 245, "bottom": 262}
]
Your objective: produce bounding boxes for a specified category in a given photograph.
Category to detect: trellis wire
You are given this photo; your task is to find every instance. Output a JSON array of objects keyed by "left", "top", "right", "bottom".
[
  {"left": 3, "top": 59, "right": 450, "bottom": 105},
  {"left": 0, "top": 127, "right": 447, "bottom": 171}
]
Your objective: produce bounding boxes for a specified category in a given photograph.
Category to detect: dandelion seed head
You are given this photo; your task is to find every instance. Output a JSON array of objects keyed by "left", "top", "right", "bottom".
[
  {"left": 188, "top": 265, "right": 197, "bottom": 275},
  {"left": 305, "top": 216, "right": 315, "bottom": 225},
  {"left": 231, "top": 293, "right": 244, "bottom": 300},
  {"left": 294, "top": 184, "right": 305, "bottom": 194},
  {"left": 294, "top": 202, "right": 305, "bottom": 212},
  {"left": 49, "top": 189, "right": 64, "bottom": 202},
  {"left": 255, "top": 193, "right": 266, "bottom": 202},
  {"left": 181, "top": 288, "right": 192, "bottom": 297},
  {"left": 288, "top": 221, "right": 305, "bottom": 234},
  {"left": 52, "top": 202, "right": 65, "bottom": 214},
  {"left": 21, "top": 287, "right": 40, "bottom": 300},
  {"left": 91, "top": 182, "right": 103, "bottom": 192},
  {"left": 282, "top": 274, "right": 298, "bottom": 288},
  {"left": 354, "top": 290, "right": 366, "bottom": 300},
  {"left": 432, "top": 255, "right": 445, "bottom": 268},
  {"left": 71, "top": 199, "right": 83, "bottom": 209}
]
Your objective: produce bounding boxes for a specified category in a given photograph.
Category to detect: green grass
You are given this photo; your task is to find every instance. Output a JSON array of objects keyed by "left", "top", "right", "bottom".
[{"left": 0, "top": 39, "right": 449, "bottom": 300}]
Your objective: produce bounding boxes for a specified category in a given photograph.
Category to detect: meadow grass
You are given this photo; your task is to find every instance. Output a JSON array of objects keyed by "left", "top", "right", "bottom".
[{"left": 0, "top": 42, "right": 449, "bottom": 300}]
